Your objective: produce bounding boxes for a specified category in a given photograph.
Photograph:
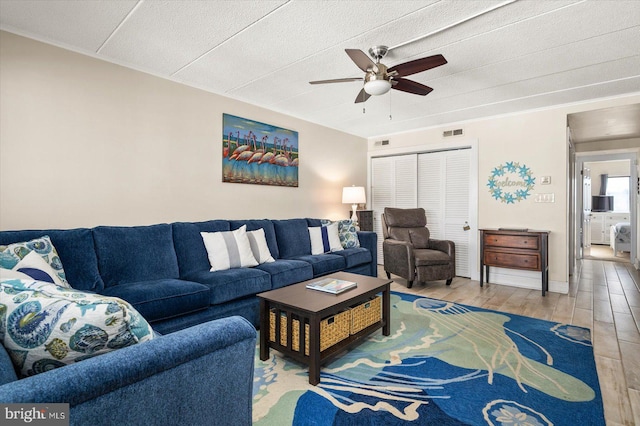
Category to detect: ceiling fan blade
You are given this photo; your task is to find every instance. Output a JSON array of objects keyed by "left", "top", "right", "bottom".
[
  {"left": 392, "top": 78, "right": 433, "bottom": 96},
  {"left": 345, "top": 49, "right": 377, "bottom": 73},
  {"left": 309, "top": 77, "right": 363, "bottom": 85},
  {"left": 388, "top": 54, "right": 447, "bottom": 77},
  {"left": 354, "top": 88, "right": 371, "bottom": 103}
]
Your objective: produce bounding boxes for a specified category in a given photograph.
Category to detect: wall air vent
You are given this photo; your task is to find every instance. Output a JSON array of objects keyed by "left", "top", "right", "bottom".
[
  {"left": 443, "top": 128, "right": 464, "bottom": 137},
  {"left": 374, "top": 140, "right": 390, "bottom": 146}
]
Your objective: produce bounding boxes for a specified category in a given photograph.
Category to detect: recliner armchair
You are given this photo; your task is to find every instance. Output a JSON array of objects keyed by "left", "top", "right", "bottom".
[{"left": 382, "top": 207, "right": 455, "bottom": 288}]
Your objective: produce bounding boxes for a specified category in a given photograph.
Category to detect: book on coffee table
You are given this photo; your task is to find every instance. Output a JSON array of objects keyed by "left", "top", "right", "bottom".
[{"left": 306, "top": 277, "right": 357, "bottom": 294}]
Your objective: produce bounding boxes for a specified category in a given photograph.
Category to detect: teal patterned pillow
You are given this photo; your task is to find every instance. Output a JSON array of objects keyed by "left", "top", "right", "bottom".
[
  {"left": 0, "top": 236, "right": 68, "bottom": 286},
  {"left": 321, "top": 220, "right": 360, "bottom": 248},
  {"left": 0, "top": 279, "right": 154, "bottom": 377}
]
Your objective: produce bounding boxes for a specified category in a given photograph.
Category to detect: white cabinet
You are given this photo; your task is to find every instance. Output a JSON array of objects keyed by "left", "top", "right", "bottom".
[{"left": 590, "top": 212, "right": 630, "bottom": 244}]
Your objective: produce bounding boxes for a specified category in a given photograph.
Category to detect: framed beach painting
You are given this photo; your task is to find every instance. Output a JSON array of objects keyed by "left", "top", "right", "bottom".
[{"left": 222, "top": 114, "right": 299, "bottom": 187}]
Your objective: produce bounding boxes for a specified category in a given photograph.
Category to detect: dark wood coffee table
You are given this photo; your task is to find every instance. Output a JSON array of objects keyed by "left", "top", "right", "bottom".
[{"left": 258, "top": 272, "right": 391, "bottom": 385}]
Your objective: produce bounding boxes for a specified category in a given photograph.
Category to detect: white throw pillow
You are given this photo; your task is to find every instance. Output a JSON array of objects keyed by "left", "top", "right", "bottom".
[
  {"left": 309, "top": 223, "right": 343, "bottom": 255},
  {"left": 201, "top": 225, "right": 259, "bottom": 271},
  {"left": 246, "top": 228, "right": 275, "bottom": 264},
  {"left": 0, "top": 251, "right": 70, "bottom": 288}
]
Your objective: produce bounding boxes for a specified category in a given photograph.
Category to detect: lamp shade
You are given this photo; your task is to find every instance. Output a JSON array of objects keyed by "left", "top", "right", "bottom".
[
  {"left": 342, "top": 186, "right": 366, "bottom": 204},
  {"left": 364, "top": 79, "right": 391, "bottom": 96}
]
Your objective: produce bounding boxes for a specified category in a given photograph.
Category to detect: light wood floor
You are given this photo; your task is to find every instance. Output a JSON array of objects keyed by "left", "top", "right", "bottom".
[
  {"left": 382, "top": 260, "right": 640, "bottom": 425},
  {"left": 587, "top": 244, "right": 631, "bottom": 263}
]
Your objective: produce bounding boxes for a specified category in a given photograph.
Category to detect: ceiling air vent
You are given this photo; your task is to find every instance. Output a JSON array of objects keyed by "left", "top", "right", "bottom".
[
  {"left": 374, "top": 140, "right": 390, "bottom": 146},
  {"left": 443, "top": 128, "right": 464, "bottom": 137}
]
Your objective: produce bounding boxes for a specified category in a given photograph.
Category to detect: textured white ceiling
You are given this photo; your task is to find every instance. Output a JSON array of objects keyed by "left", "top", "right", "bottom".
[{"left": 1, "top": 0, "right": 639, "bottom": 139}]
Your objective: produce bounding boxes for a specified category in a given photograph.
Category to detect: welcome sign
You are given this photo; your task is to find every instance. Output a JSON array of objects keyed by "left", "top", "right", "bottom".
[{"left": 487, "top": 162, "right": 535, "bottom": 203}]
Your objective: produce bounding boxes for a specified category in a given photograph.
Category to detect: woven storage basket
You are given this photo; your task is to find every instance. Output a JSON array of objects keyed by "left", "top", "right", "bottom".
[
  {"left": 349, "top": 296, "right": 382, "bottom": 334},
  {"left": 269, "top": 309, "right": 350, "bottom": 355}
]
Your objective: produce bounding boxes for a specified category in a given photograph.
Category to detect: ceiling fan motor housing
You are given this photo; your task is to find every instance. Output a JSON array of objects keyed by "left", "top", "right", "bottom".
[{"left": 368, "top": 45, "right": 389, "bottom": 62}]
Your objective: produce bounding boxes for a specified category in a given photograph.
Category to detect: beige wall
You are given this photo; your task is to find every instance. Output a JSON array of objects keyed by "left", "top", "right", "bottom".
[
  {"left": 0, "top": 32, "right": 367, "bottom": 230},
  {"left": 368, "top": 93, "right": 640, "bottom": 288}
]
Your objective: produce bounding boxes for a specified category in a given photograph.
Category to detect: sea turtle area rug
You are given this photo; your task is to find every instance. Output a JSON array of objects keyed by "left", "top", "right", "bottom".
[{"left": 252, "top": 291, "right": 605, "bottom": 425}]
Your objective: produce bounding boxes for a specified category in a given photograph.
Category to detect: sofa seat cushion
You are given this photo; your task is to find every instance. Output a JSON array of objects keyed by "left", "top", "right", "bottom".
[
  {"left": 184, "top": 268, "right": 271, "bottom": 305},
  {"left": 101, "top": 279, "right": 210, "bottom": 323},
  {"left": 256, "top": 259, "right": 313, "bottom": 289},
  {"left": 414, "top": 249, "right": 452, "bottom": 266},
  {"left": 331, "top": 247, "right": 372, "bottom": 269},
  {"left": 290, "top": 254, "right": 346, "bottom": 277},
  {"left": 0, "top": 279, "right": 154, "bottom": 377}
]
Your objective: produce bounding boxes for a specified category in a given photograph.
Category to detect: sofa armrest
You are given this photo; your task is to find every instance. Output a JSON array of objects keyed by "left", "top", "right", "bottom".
[
  {"left": 356, "top": 231, "right": 378, "bottom": 276},
  {"left": 383, "top": 239, "right": 415, "bottom": 281},
  {"left": 429, "top": 239, "right": 456, "bottom": 259},
  {"left": 0, "top": 316, "right": 257, "bottom": 426}
]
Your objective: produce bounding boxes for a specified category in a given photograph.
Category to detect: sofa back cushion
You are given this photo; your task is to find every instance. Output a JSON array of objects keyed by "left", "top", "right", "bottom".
[
  {"left": 93, "top": 224, "right": 179, "bottom": 287},
  {"left": 0, "top": 229, "right": 104, "bottom": 292},
  {"left": 273, "top": 219, "right": 311, "bottom": 259},
  {"left": 172, "top": 220, "right": 230, "bottom": 277},
  {"left": 229, "top": 220, "right": 279, "bottom": 259}
]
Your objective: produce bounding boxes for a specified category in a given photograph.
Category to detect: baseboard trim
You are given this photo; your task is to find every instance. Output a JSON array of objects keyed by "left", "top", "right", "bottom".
[{"left": 485, "top": 268, "right": 568, "bottom": 294}]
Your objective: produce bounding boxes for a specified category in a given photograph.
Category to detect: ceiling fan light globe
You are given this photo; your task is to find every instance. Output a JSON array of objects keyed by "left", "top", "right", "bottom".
[{"left": 364, "top": 79, "right": 391, "bottom": 96}]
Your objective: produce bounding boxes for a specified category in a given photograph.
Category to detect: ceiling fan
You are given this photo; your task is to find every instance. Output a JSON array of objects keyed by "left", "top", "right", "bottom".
[{"left": 309, "top": 46, "right": 447, "bottom": 103}]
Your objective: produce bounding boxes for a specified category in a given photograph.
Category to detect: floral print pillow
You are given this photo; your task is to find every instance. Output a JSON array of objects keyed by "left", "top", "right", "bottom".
[
  {"left": 321, "top": 220, "right": 360, "bottom": 249},
  {"left": 0, "top": 279, "right": 154, "bottom": 377},
  {"left": 0, "top": 236, "right": 68, "bottom": 286}
]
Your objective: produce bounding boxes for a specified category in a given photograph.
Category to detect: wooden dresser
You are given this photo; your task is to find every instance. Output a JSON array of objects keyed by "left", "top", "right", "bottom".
[{"left": 480, "top": 228, "right": 550, "bottom": 296}]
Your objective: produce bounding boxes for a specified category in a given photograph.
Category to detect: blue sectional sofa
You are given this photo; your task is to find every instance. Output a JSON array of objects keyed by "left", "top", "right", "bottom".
[
  {"left": 0, "top": 316, "right": 257, "bottom": 426},
  {"left": 0, "top": 218, "right": 376, "bottom": 334},
  {"left": 0, "top": 217, "right": 377, "bottom": 424}
]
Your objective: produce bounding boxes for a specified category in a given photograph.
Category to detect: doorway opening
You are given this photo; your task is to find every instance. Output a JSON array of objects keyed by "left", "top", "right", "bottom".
[
  {"left": 583, "top": 159, "right": 632, "bottom": 263},
  {"left": 567, "top": 104, "right": 640, "bottom": 273},
  {"left": 574, "top": 152, "right": 637, "bottom": 267}
]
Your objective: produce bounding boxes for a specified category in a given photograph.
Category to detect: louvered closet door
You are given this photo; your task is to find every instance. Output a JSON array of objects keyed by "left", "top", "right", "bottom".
[
  {"left": 418, "top": 149, "right": 471, "bottom": 278},
  {"left": 371, "top": 155, "right": 417, "bottom": 263},
  {"left": 417, "top": 154, "right": 443, "bottom": 239}
]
